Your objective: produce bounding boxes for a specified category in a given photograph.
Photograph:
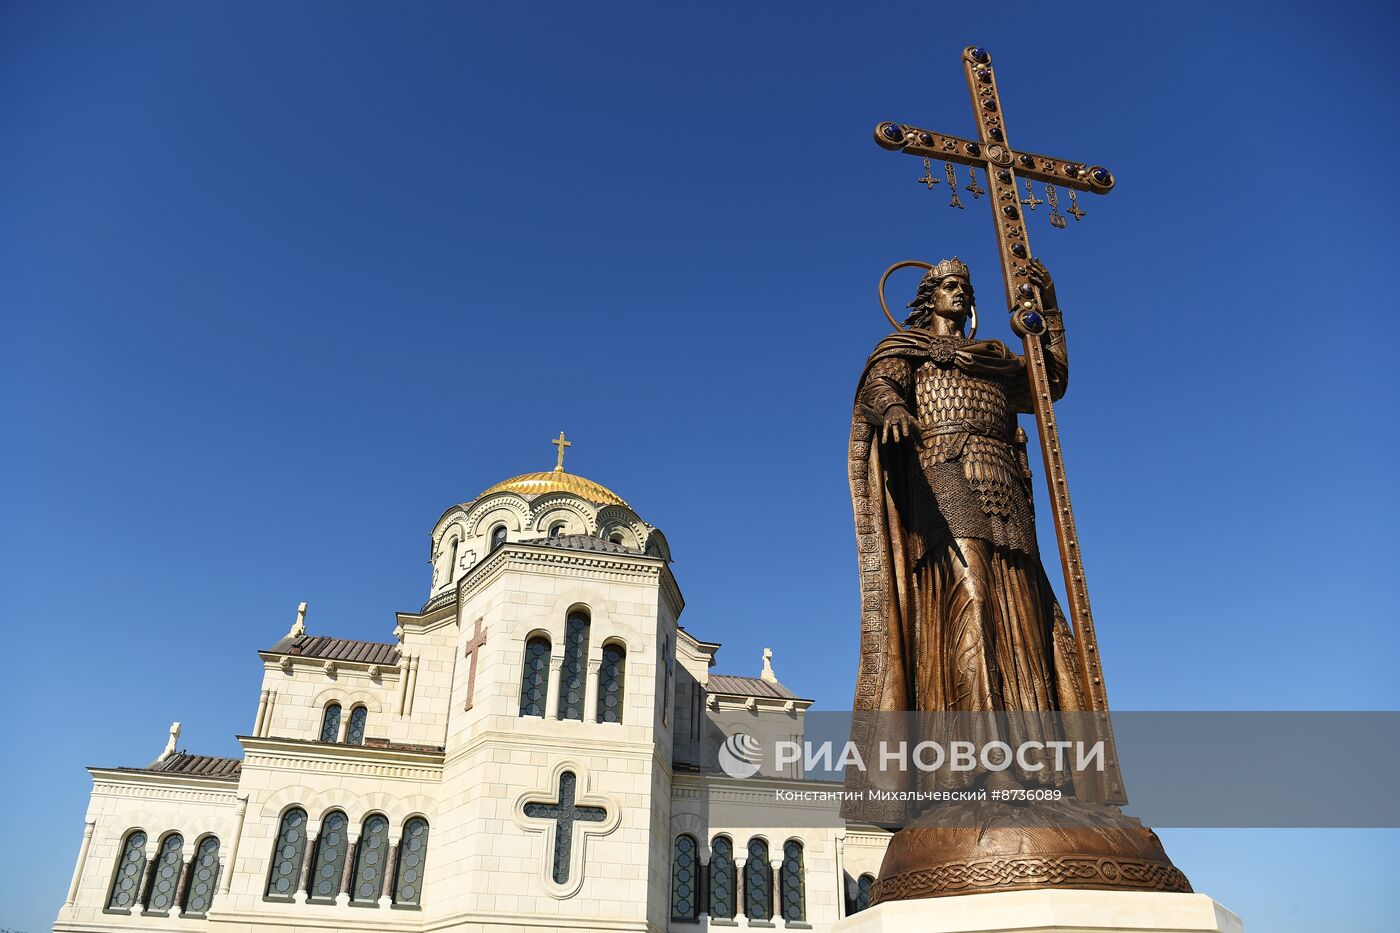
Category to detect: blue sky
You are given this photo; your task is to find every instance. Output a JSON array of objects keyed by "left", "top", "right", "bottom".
[{"left": 2, "top": 2, "right": 1396, "bottom": 930}]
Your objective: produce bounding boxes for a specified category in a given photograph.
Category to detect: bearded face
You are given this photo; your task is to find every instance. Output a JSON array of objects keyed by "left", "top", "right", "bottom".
[{"left": 929, "top": 275, "right": 971, "bottom": 326}]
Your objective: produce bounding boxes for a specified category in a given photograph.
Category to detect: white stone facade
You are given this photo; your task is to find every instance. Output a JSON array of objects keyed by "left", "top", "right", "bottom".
[{"left": 53, "top": 468, "right": 890, "bottom": 933}]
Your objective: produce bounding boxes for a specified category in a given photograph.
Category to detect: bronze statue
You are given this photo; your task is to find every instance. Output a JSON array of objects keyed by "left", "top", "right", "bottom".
[
  {"left": 846, "top": 46, "right": 1191, "bottom": 903},
  {"left": 847, "top": 256, "right": 1105, "bottom": 794}
]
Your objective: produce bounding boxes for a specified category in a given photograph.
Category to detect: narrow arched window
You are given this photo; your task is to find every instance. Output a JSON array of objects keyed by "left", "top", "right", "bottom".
[
  {"left": 744, "top": 838, "right": 772, "bottom": 920},
  {"left": 609, "top": 532, "right": 624, "bottom": 545},
  {"left": 346, "top": 705, "right": 368, "bottom": 745},
  {"left": 308, "top": 810, "right": 348, "bottom": 903},
  {"left": 394, "top": 817, "right": 429, "bottom": 906},
  {"left": 319, "top": 703, "right": 341, "bottom": 743},
  {"left": 670, "top": 834, "right": 698, "bottom": 921},
  {"left": 106, "top": 830, "right": 147, "bottom": 911},
  {"left": 780, "top": 839, "right": 806, "bottom": 921},
  {"left": 557, "top": 611, "right": 590, "bottom": 720},
  {"left": 182, "top": 836, "right": 220, "bottom": 915},
  {"left": 145, "top": 832, "right": 184, "bottom": 912},
  {"left": 519, "top": 636, "right": 551, "bottom": 717},
  {"left": 490, "top": 525, "right": 507, "bottom": 551},
  {"left": 597, "top": 642, "right": 626, "bottom": 723},
  {"left": 548, "top": 521, "right": 565, "bottom": 537},
  {"left": 709, "top": 835, "right": 736, "bottom": 919},
  {"left": 853, "top": 872, "right": 875, "bottom": 913},
  {"left": 265, "top": 808, "right": 308, "bottom": 900},
  {"left": 350, "top": 814, "right": 390, "bottom": 904}
]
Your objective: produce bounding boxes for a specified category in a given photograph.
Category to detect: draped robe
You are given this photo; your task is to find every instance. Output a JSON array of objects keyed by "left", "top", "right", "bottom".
[{"left": 842, "top": 324, "right": 1125, "bottom": 825}]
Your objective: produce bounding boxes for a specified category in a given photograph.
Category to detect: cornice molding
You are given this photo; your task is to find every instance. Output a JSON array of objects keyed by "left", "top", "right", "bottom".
[{"left": 88, "top": 769, "right": 241, "bottom": 801}]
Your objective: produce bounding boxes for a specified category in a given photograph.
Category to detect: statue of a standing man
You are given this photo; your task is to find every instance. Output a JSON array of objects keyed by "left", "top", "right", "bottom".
[{"left": 845, "top": 257, "right": 1124, "bottom": 820}]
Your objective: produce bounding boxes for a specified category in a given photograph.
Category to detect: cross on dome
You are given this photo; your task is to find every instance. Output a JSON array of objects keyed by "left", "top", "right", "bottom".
[{"left": 552, "top": 431, "right": 571, "bottom": 471}]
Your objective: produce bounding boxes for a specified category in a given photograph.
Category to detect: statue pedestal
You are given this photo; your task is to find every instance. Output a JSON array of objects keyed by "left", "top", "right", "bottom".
[{"left": 832, "top": 890, "right": 1243, "bottom": 933}]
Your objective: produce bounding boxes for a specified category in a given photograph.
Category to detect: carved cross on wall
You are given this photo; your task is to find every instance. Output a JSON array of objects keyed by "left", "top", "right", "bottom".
[
  {"left": 462, "top": 617, "right": 488, "bottom": 711},
  {"left": 522, "top": 770, "right": 607, "bottom": 884}
]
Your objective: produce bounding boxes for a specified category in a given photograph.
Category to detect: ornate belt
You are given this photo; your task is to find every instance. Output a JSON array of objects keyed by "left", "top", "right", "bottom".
[{"left": 922, "top": 419, "right": 1012, "bottom": 442}]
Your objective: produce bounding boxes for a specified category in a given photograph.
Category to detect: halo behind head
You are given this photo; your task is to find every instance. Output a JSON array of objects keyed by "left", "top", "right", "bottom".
[{"left": 878, "top": 259, "right": 978, "bottom": 339}]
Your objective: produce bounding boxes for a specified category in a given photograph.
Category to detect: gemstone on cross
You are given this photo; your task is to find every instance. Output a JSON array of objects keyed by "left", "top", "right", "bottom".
[{"left": 522, "top": 771, "right": 607, "bottom": 884}]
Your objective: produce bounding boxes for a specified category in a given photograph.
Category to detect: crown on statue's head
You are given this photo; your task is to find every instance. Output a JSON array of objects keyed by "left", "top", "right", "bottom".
[{"left": 922, "top": 257, "right": 970, "bottom": 283}]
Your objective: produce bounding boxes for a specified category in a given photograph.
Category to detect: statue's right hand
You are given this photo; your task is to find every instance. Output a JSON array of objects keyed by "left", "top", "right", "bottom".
[{"left": 881, "top": 405, "right": 917, "bottom": 444}]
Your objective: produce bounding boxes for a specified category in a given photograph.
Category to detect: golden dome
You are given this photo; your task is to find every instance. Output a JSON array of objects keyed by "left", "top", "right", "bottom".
[{"left": 477, "top": 468, "right": 629, "bottom": 507}]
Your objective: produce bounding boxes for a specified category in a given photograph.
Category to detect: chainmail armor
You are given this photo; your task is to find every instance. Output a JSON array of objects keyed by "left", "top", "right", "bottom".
[{"left": 863, "top": 352, "right": 1039, "bottom": 556}]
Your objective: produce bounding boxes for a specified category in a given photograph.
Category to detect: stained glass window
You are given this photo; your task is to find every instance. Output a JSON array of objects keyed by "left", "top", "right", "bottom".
[
  {"left": 780, "top": 840, "right": 806, "bottom": 922},
  {"left": 519, "top": 637, "right": 551, "bottom": 717},
  {"left": 557, "top": 612, "right": 589, "bottom": 721},
  {"left": 522, "top": 770, "right": 606, "bottom": 885},
  {"left": 144, "top": 832, "right": 184, "bottom": 912},
  {"left": 709, "top": 836, "right": 736, "bottom": 919},
  {"left": 319, "top": 703, "right": 341, "bottom": 743},
  {"left": 394, "top": 817, "right": 429, "bottom": 906},
  {"left": 744, "top": 838, "right": 772, "bottom": 920},
  {"left": 106, "top": 830, "right": 147, "bottom": 911},
  {"left": 265, "top": 808, "right": 307, "bottom": 900},
  {"left": 308, "top": 811, "right": 348, "bottom": 902},
  {"left": 853, "top": 872, "right": 875, "bottom": 913},
  {"left": 182, "top": 836, "right": 220, "bottom": 915},
  {"left": 350, "top": 814, "right": 390, "bottom": 904},
  {"left": 671, "top": 834, "right": 698, "bottom": 921},
  {"left": 597, "top": 642, "right": 626, "bottom": 724},
  {"left": 346, "top": 706, "right": 367, "bottom": 746}
]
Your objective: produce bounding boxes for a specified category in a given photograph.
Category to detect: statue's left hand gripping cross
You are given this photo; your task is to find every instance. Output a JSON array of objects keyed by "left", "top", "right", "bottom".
[{"left": 463, "top": 616, "right": 488, "bottom": 711}]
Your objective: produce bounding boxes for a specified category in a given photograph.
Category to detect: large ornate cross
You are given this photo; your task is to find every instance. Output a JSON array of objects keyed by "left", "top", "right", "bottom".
[
  {"left": 875, "top": 46, "right": 1118, "bottom": 796},
  {"left": 461, "top": 616, "right": 488, "bottom": 711},
  {"left": 522, "top": 770, "right": 608, "bottom": 884}
]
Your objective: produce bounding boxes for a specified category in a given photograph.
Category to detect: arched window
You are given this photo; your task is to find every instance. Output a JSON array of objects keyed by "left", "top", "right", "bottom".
[
  {"left": 548, "top": 521, "right": 565, "bottom": 537},
  {"left": 346, "top": 705, "right": 368, "bottom": 746},
  {"left": 265, "top": 808, "right": 308, "bottom": 900},
  {"left": 519, "top": 636, "right": 551, "bottom": 717},
  {"left": 182, "top": 836, "right": 220, "bottom": 915},
  {"left": 671, "top": 834, "right": 698, "bottom": 921},
  {"left": 709, "top": 835, "right": 736, "bottom": 919},
  {"left": 319, "top": 703, "right": 341, "bottom": 743},
  {"left": 145, "top": 832, "right": 184, "bottom": 912},
  {"left": 597, "top": 642, "right": 626, "bottom": 724},
  {"left": 350, "top": 814, "right": 390, "bottom": 904},
  {"left": 852, "top": 872, "right": 875, "bottom": 913},
  {"left": 393, "top": 817, "right": 430, "bottom": 906},
  {"left": 490, "top": 525, "right": 507, "bottom": 551},
  {"left": 106, "top": 830, "right": 147, "bottom": 911},
  {"left": 780, "top": 839, "right": 806, "bottom": 922},
  {"left": 609, "top": 532, "right": 624, "bottom": 545},
  {"left": 744, "top": 838, "right": 772, "bottom": 920},
  {"left": 308, "top": 810, "right": 348, "bottom": 903},
  {"left": 557, "top": 611, "right": 590, "bottom": 720}
]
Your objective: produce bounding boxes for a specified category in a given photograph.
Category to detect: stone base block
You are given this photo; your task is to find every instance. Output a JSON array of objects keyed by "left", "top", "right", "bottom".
[{"left": 832, "top": 889, "right": 1242, "bottom": 933}]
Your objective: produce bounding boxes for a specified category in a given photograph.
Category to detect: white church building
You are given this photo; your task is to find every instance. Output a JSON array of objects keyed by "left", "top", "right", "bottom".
[{"left": 53, "top": 445, "right": 892, "bottom": 932}]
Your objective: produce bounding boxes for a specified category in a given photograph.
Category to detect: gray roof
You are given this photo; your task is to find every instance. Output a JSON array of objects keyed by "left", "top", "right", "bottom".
[
  {"left": 142, "top": 752, "right": 242, "bottom": 779},
  {"left": 519, "top": 534, "right": 649, "bottom": 557},
  {"left": 264, "top": 634, "right": 400, "bottom": 666},
  {"left": 708, "top": 674, "right": 798, "bottom": 700}
]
